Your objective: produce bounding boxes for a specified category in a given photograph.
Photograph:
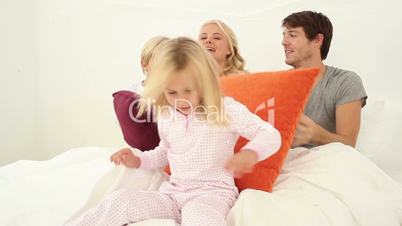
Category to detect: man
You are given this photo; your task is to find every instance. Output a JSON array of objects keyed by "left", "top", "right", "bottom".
[{"left": 281, "top": 11, "right": 367, "bottom": 148}]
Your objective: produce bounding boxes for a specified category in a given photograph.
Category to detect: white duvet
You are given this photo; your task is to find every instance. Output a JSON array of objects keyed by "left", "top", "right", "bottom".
[
  {"left": 1, "top": 143, "right": 402, "bottom": 226},
  {"left": 229, "top": 143, "right": 402, "bottom": 226}
]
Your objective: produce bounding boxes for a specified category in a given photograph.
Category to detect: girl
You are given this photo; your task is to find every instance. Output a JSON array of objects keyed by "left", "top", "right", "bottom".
[
  {"left": 128, "top": 35, "right": 169, "bottom": 93},
  {"left": 114, "top": 36, "right": 169, "bottom": 150},
  {"left": 199, "top": 20, "right": 247, "bottom": 76},
  {"left": 67, "top": 37, "right": 281, "bottom": 226}
]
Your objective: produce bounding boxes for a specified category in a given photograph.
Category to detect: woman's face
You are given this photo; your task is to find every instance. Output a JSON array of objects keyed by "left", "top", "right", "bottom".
[{"left": 199, "top": 23, "right": 231, "bottom": 66}]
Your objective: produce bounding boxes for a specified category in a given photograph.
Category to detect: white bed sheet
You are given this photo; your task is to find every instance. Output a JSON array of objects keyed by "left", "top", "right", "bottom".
[
  {"left": 228, "top": 143, "right": 402, "bottom": 226},
  {"left": 0, "top": 147, "right": 115, "bottom": 226},
  {"left": 1, "top": 144, "right": 401, "bottom": 226}
]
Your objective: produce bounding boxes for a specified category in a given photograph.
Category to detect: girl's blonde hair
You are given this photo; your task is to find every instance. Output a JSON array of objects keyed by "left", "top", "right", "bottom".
[
  {"left": 200, "top": 20, "right": 247, "bottom": 76},
  {"left": 138, "top": 37, "right": 226, "bottom": 124},
  {"left": 140, "top": 36, "right": 169, "bottom": 73}
]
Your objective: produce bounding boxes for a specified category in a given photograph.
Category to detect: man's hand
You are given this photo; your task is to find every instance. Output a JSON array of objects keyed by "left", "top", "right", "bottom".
[
  {"left": 292, "top": 114, "right": 319, "bottom": 147},
  {"left": 225, "top": 150, "right": 258, "bottom": 178},
  {"left": 293, "top": 100, "right": 362, "bottom": 148},
  {"left": 110, "top": 148, "right": 141, "bottom": 168}
]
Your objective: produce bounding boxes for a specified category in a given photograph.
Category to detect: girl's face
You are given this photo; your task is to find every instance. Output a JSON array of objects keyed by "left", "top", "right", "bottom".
[
  {"left": 199, "top": 23, "right": 231, "bottom": 65},
  {"left": 141, "top": 63, "right": 149, "bottom": 76},
  {"left": 164, "top": 70, "right": 201, "bottom": 115}
]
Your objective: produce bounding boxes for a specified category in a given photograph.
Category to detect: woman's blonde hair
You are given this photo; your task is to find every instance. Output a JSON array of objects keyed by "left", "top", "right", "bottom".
[
  {"left": 140, "top": 36, "right": 169, "bottom": 73},
  {"left": 138, "top": 37, "right": 226, "bottom": 125},
  {"left": 200, "top": 20, "right": 246, "bottom": 76}
]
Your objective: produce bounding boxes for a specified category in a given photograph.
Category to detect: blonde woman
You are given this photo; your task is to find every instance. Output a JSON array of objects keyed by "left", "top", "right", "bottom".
[
  {"left": 67, "top": 37, "right": 280, "bottom": 226},
  {"left": 199, "top": 19, "right": 247, "bottom": 75}
]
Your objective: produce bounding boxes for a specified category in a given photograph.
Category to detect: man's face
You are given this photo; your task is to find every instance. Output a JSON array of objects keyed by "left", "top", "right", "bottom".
[{"left": 282, "top": 26, "right": 317, "bottom": 68}]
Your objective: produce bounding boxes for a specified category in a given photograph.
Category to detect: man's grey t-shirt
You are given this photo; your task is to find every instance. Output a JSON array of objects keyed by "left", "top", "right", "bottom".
[{"left": 303, "top": 66, "right": 368, "bottom": 148}]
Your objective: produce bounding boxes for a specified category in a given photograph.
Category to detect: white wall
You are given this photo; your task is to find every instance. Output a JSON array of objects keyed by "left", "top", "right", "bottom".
[
  {"left": 0, "top": 0, "right": 38, "bottom": 165},
  {"left": 1, "top": 0, "right": 401, "bottom": 166}
]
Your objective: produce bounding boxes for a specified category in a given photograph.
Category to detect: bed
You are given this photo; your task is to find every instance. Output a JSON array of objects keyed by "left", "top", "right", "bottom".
[{"left": 1, "top": 101, "right": 402, "bottom": 226}]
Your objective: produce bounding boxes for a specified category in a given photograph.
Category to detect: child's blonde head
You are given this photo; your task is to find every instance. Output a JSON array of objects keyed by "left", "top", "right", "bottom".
[
  {"left": 140, "top": 36, "right": 169, "bottom": 74},
  {"left": 139, "top": 37, "right": 226, "bottom": 124}
]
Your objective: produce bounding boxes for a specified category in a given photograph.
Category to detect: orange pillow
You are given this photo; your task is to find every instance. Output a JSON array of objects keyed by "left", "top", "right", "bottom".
[{"left": 220, "top": 68, "right": 319, "bottom": 192}]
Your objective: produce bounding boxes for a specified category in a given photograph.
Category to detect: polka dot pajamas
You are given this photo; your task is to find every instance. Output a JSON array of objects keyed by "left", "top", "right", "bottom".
[
  {"left": 65, "top": 97, "right": 281, "bottom": 226},
  {"left": 65, "top": 188, "right": 234, "bottom": 226}
]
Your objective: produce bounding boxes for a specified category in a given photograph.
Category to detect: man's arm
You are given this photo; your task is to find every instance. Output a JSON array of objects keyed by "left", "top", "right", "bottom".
[{"left": 292, "top": 100, "right": 362, "bottom": 147}]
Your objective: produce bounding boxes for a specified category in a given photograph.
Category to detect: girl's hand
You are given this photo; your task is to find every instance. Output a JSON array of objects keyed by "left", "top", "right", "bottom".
[
  {"left": 225, "top": 150, "right": 258, "bottom": 178},
  {"left": 110, "top": 148, "right": 141, "bottom": 168}
]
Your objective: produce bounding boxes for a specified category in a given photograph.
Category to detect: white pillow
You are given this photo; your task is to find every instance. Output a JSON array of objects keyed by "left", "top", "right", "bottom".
[
  {"left": 357, "top": 100, "right": 402, "bottom": 182},
  {"left": 356, "top": 100, "right": 385, "bottom": 157}
]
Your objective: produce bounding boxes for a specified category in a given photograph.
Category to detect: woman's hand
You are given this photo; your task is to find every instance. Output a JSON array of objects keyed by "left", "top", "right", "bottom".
[
  {"left": 110, "top": 148, "right": 141, "bottom": 168},
  {"left": 225, "top": 150, "right": 258, "bottom": 178}
]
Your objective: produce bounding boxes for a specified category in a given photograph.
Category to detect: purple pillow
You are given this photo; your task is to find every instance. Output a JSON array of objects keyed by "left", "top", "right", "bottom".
[{"left": 112, "top": 90, "right": 160, "bottom": 151}]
